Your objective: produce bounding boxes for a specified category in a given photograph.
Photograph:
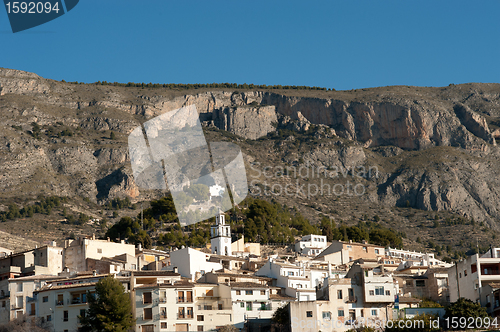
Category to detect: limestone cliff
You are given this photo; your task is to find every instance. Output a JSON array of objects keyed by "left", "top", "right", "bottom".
[{"left": 0, "top": 68, "right": 500, "bottom": 227}]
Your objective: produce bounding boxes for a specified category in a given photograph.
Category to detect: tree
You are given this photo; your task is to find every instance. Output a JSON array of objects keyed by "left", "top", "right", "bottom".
[
  {"left": 0, "top": 314, "right": 51, "bottom": 332},
  {"left": 110, "top": 131, "right": 116, "bottom": 140},
  {"left": 272, "top": 304, "right": 290, "bottom": 332},
  {"left": 443, "top": 298, "right": 488, "bottom": 330},
  {"left": 78, "top": 276, "right": 135, "bottom": 332}
]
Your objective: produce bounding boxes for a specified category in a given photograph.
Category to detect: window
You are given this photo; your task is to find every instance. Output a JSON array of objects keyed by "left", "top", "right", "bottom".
[
  {"left": 17, "top": 283, "right": 23, "bottom": 292},
  {"left": 363, "top": 246, "right": 367, "bottom": 252},
  {"left": 371, "top": 309, "right": 377, "bottom": 316},
  {"left": 197, "top": 315, "right": 204, "bottom": 321},
  {"left": 143, "top": 308, "right": 152, "bottom": 320},
  {"left": 364, "top": 271, "right": 368, "bottom": 277},
  {"left": 236, "top": 290, "right": 241, "bottom": 295},
  {"left": 416, "top": 280, "right": 425, "bottom": 287},
  {"left": 406, "top": 280, "right": 413, "bottom": 286},
  {"left": 245, "top": 290, "right": 253, "bottom": 295},
  {"left": 337, "top": 290, "right": 343, "bottom": 299},
  {"left": 63, "top": 311, "right": 68, "bottom": 322},
  {"left": 375, "top": 286, "right": 384, "bottom": 295},
  {"left": 246, "top": 302, "right": 252, "bottom": 311},
  {"left": 42, "top": 296, "right": 48, "bottom": 303},
  {"left": 159, "top": 307, "right": 166, "bottom": 319},
  {"left": 322, "top": 311, "right": 331, "bottom": 319},
  {"left": 464, "top": 270, "right": 467, "bottom": 276},
  {"left": 261, "top": 290, "right": 266, "bottom": 295},
  {"left": 338, "top": 309, "right": 344, "bottom": 317},
  {"left": 143, "top": 292, "right": 152, "bottom": 304},
  {"left": 187, "top": 307, "right": 193, "bottom": 319},
  {"left": 218, "top": 303, "right": 223, "bottom": 310},
  {"left": 161, "top": 322, "right": 168, "bottom": 329},
  {"left": 288, "top": 271, "right": 294, "bottom": 276},
  {"left": 47, "top": 315, "right": 51, "bottom": 322},
  {"left": 385, "top": 290, "right": 390, "bottom": 296},
  {"left": 306, "top": 311, "right": 313, "bottom": 317},
  {"left": 177, "top": 291, "right": 185, "bottom": 303},
  {"left": 375, "top": 249, "right": 379, "bottom": 254},
  {"left": 459, "top": 273, "right": 462, "bottom": 278},
  {"left": 240, "top": 302, "right": 244, "bottom": 308},
  {"left": 197, "top": 326, "right": 204, "bottom": 332},
  {"left": 369, "top": 290, "right": 374, "bottom": 296},
  {"left": 97, "top": 248, "right": 102, "bottom": 254}
]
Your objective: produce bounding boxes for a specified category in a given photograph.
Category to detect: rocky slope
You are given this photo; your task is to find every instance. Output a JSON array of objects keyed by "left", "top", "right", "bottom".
[{"left": 0, "top": 68, "right": 500, "bottom": 230}]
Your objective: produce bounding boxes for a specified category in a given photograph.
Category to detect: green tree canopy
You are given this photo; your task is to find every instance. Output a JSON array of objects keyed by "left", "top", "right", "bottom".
[
  {"left": 79, "top": 276, "right": 135, "bottom": 332},
  {"left": 443, "top": 298, "right": 488, "bottom": 330}
]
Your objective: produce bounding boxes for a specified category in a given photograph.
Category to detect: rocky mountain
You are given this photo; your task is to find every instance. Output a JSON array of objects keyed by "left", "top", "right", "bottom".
[{"left": 0, "top": 67, "right": 500, "bottom": 233}]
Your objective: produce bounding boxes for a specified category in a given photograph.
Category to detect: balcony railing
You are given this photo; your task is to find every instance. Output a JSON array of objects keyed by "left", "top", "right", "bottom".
[
  {"left": 159, "top": 298, "right": 167, "bottom": 303},
  {"left": 347, "top": 296, "right": 357, "bottom": 303},
  {"left": 177, "top": 313, "right": 193, "bottom": 319},
  {"left": 176, "top": 297, "right": 193, "bottom": 303},
  {"left": 56, "top": 300, "right": 64, "bottom": 306}
]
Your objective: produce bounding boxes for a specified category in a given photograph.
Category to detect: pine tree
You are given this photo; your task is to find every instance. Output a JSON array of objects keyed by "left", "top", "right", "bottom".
[{"left": 79, "top": 276, "right": 135, "bottom": 332}]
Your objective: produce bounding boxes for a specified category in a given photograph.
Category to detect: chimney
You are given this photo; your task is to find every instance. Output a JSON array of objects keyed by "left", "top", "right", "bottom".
[
  {"left": 107, "top": 237, "right": 110, "bottom": 242},
  {"left": 92, "top": 233, "right": 95, "bottom": 241},
  {"left": 173, "top": 267, "right": 178, "bottom": 274},
  {"left": 138, "top": 243, "right": 142, "bottom": 251},
  {"left": 93, "top": 270, "right": 97, "bottom": 276}
]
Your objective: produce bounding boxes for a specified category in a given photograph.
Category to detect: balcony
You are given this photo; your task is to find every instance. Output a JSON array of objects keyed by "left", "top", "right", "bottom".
[
  {"left": 176, "top": 313, "right": 193, "bottom": 319},
  {"left": 56, "top": 300, "right": 64, "bottom": 306},
  {"left": 159, "top": 298, "right": 167, "bottom": 303},
  {"left": 347, "top": 296, "right": 357, "bottom": 303},
  {"left": 176, "top": 297, "right": 193, "bottom": 303}
]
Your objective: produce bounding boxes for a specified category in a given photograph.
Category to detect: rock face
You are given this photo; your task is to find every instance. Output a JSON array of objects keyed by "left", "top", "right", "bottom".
[
  {"left": 213, "top": 105, "right": 277, "bottom": 140},
  {"left": 1, "top": 68, "right": 500, "bottom": 226}
]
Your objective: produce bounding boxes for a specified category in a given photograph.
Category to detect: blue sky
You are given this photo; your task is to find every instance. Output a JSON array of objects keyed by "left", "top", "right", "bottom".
[{"left": 1, "top": 1, "right": 499, "bottom": 90}]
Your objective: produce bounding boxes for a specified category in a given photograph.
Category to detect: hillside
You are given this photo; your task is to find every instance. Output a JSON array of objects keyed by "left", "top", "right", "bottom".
[{"left": 0, "top": 67, "right": 499, "bottom": 257}]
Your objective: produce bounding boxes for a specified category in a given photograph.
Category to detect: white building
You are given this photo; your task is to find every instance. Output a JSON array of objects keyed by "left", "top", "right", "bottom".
[
  {"left": 63, "top": 235, "right": 136, "bottom": 273},
  {"left": 295, "top": 234, "right": 328, "bottom": 256},
  {"left": 448, "top": 248, "right": 500, "bottom": 303},
  {"left": 168, "top": 247, "right": 222, "bottom": 281},
  {"left": 210, "top": 211, "right": 231, "bottom": 256},
  {"left": 256, "top": 259, "right": 334, "bottom": 301},
  {"left": 290, "top": 262, "right": 399, "bottom": 332},
  {"left": 220, "top": 282, "right": 293, "bottom": 330},
  {"left": 386, "top": 247, "right": 452, "bottom": 271}
]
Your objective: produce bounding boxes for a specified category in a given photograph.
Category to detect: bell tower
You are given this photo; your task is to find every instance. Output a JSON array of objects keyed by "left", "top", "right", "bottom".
[{"left": 210, "top": 210, "right": 231, "bottom": 256}]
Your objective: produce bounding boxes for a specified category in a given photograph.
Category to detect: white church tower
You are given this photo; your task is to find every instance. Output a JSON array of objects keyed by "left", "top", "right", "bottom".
[{"left": 211, "top": 210, "right": 231, "bottom": 256}]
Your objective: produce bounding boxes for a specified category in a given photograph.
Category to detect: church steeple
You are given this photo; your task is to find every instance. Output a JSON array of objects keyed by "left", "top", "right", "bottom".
[{"left": 210, "top": 210, "right": 231, "bottom": 256}]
